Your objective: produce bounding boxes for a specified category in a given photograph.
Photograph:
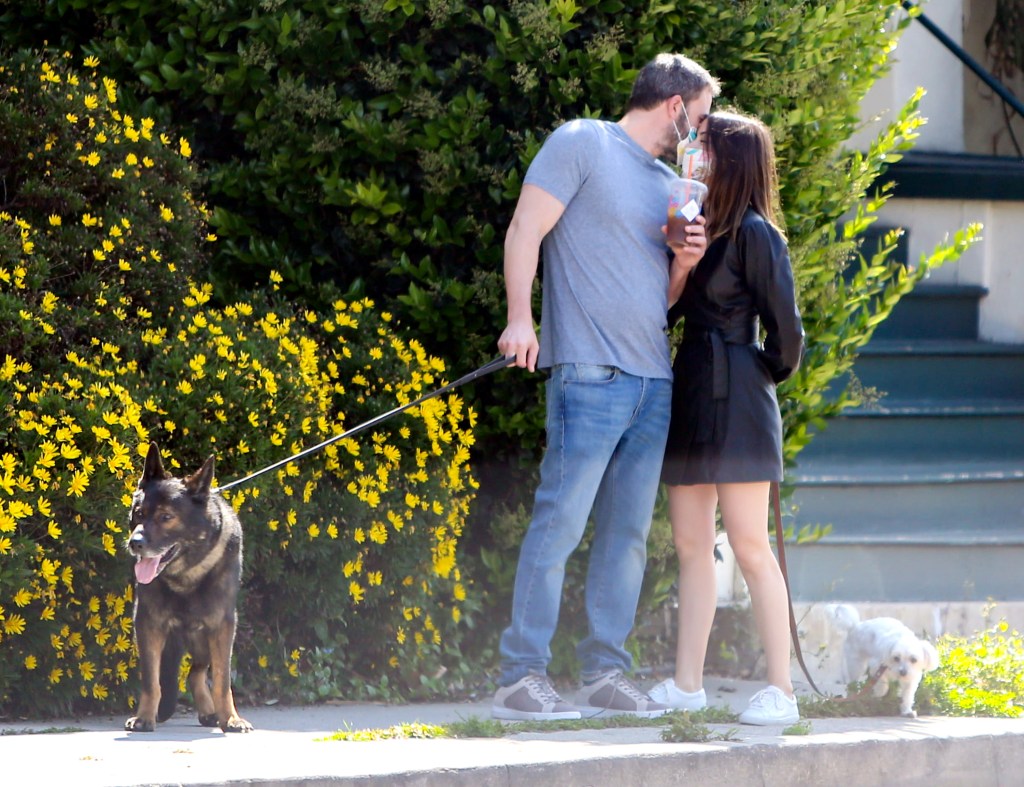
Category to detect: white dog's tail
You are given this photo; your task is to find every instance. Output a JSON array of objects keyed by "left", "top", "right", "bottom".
[{"left": 830, "top": 603, "right": 861, "bottom": 634}]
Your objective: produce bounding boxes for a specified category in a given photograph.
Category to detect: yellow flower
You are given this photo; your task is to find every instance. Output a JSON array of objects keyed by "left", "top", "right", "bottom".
[
  {"left": 48, "top": 214, "right": 61, "bottom": 226},
  {"left": 84, "top": 94, "right": 98, "bottom": 109},
  {"left": 65, "top": 113, "right": 79, "bottom": 124},
  {"left": 47, "top": 520, "right": 62, "bottom": 539},
  {"left": 83, "top": 56, "right": 100, "bottom": 68},
  {"left": 179, "top": 137, "right": 192, "bottom": 157},
  {"left": 67, "top": 470, "right": 89, "bottom": 496},
  {"left": 93, "top": 684, "right": 109, "bottom": 700},
  {"left": 79, "top": 661, "right": 95, "bottom": 681},
  {"left": 13, "top": 588, "right": 32, "bottom": 606},
  {"left": 49, "top": 668, "right": 64, "bottom": 684},
  {"left": 307, "top": 524, "right": 320, "bottom": 539},
  {"left": 3, "top": 613, "right": 26, "bottom": 635},
  {"left": 86, "top": 151, "right": 100, "bottom": 166},
  {"left": 159, "top": 204, "right": 174, "bottom": 221},
  {"left": 349, "top": 581, "right": 365, "bottom": 604},
  {"left": 24, "top": 655, "right": 37, "bottom": 670}
]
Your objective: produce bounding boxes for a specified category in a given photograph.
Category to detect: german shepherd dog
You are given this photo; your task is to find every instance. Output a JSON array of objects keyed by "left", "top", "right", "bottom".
[{"left": 125, "top": 443, "right": 252, "bottom": 733}]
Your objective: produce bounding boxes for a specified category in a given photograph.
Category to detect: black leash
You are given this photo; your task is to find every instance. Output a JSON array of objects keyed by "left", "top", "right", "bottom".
[{"left": 213, "top": 355, "right": 514, "bottom": 494}]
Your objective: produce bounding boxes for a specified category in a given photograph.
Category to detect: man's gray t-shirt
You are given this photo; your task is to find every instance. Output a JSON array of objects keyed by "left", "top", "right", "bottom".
[{"left": 524, "top": 119, "right": 678, "bottom": 380}]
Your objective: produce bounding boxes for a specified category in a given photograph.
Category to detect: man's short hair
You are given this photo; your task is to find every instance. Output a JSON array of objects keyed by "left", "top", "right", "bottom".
[{"left": 626, "top": 54, "right": 721, "bottom": 111}]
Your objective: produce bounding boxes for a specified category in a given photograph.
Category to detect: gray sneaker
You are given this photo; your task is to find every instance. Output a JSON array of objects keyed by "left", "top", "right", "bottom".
[
  {"left": 576, "top": 671, "right": 669, "bottom": 718},
  {"left": 492, "top": 674, "right": 582, "bottom": 721}
]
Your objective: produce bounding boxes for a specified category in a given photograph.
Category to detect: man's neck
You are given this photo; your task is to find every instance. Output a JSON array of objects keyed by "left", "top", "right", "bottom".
[{"left": 617, "top": 110, "right": 665, "bottom": 158}]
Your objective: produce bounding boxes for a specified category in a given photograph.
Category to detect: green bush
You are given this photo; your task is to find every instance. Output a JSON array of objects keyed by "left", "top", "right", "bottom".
[
  {"left": 0, "top": 51, "right": 478, "bottom": 716},
  {"left": 919, "top": 618, "right": 1024, "bottom": 718},
  {"left": 0, "top": 49, "right": 208, "bottom": 375},
  {"left": 1, "top": 2, "right": 982, "bottom": 681},
  {"left": 0, "top": 1, "right": 979, "bottom": 461}
]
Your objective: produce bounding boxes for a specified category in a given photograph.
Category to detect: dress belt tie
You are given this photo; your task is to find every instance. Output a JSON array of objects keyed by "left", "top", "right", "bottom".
[{"left": 681, "top": 324, "right": 757, "bottom": 445}]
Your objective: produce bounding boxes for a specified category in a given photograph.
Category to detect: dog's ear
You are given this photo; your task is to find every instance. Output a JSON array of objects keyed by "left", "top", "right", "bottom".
[
  {"left": 141, "top": 442, "right": 169, "bottom": 484},
  {"left": 921, "top": 640, "right": 940, "bottom": 672},
  {"left": 184, "top": 455, "right": 216, "bottom": 501}
]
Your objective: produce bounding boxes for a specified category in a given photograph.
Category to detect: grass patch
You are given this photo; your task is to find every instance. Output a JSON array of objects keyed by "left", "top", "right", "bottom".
[
  {"left": 325, "top": 706, "right": 742, "bottom": 741},
  {"left": 0, "top": 726, "right": 84, "bottom": 736},
  {"left": 782, "top": 720, "right": 813, "bottom": 736},
  {"left": 321, "top": 722, "right": 448, "bottom": 741},
  {"left": 661, "top": 711, "right": 741, "bottom": 743},
  {"left": 796, "top": 685, "right": 901, "bottom": 719}
]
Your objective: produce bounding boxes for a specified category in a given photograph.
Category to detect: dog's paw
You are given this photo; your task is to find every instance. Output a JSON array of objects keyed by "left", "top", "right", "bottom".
[
  {"left": 900, "top": 709, "right": 918, "bottom": 719},
  {"left": 198, "top": 713, "right": 219, "bottom": 727},
  {"left": 125, "top": 716, "right": 155, "bottom": 732},
  {"left": 222, "top": 715, "right": 253, "bottom": 733}
]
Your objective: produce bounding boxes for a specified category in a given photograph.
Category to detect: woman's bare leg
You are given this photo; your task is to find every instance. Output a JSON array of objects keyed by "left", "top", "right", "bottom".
[
  {"left": 667, "top": 483, "right": 719, "bottom": 693},
  {"left": 718, "top": 482, "right": 794, "bottom": 695}
]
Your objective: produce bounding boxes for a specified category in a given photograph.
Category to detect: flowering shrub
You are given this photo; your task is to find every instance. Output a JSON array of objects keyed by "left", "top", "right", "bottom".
[
  {"left": 919, "top": 618, "right": 1024, "bottom": 718},
  {"left": 0, "top": 49, "right": 208, "bottom": 378},
  {"left": 0, "top": 51, "right": 477, "bottom": 716}
]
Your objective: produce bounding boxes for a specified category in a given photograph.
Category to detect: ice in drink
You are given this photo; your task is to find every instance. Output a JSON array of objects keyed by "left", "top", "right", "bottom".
[{"left": 667, "top": 177, "right": 707, "bottom": 245}]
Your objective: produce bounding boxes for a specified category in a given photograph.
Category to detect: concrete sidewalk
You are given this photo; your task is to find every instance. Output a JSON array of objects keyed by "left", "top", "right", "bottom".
[{"left": 3, "top": 677, "right": 1023, "bottom": 786}]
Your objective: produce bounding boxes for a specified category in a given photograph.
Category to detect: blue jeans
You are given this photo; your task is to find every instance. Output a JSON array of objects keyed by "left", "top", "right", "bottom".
[{"left": 498, "top": 364, "right": 672, "bottom": 685}]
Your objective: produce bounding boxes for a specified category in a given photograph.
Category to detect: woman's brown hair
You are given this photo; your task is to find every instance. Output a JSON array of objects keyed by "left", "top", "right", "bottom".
[{"left": 701, "top": 111, "right": 784, "bottom": 244}]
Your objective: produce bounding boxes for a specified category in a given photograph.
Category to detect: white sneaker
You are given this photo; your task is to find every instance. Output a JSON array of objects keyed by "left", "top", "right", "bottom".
[
  {"left": 738, "top": 685, "right": 800, "bottom": 725},
  {"left": 647, "top": 678, "right": 707, "bottom": 711}
]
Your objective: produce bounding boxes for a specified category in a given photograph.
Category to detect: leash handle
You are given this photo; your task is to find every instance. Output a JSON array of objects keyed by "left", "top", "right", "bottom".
[
  {"left": 773, "top": 481, "right": 826, "bottom": 696},
  {"left": 213, "top": 355, "right": 514, "bottom": 493}
]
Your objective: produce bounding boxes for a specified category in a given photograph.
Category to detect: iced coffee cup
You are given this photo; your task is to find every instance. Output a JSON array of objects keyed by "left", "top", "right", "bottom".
[{"left": 667, "top": 177, "right": 708, "bottom": 245}]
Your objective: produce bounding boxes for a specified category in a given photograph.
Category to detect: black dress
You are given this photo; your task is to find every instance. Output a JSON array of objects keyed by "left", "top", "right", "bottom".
[{"left": 661, "top": 209, "right": 804, "bottom": 485}]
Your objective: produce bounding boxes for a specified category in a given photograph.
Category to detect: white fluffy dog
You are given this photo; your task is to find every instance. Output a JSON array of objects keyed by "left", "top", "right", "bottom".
[{"left": 832, "top": 604, "right": 940, "bottom": 717}]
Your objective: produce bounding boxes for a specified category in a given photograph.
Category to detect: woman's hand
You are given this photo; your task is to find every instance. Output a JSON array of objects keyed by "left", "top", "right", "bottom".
[
  {"left": 666, "top": 215, "right": 707, "bottom": 270},
  {"left": 666, "top": 216, "right": 707, "bottom": 306}
]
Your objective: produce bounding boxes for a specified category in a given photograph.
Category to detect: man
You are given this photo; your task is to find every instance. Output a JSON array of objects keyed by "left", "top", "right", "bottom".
[{"left": 493, "top": 53, "right": 719, "bottom": 721}]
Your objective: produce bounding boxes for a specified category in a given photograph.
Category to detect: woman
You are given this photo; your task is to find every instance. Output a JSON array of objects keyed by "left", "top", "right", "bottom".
[{"left": 649, "top": 111, "right": 804, "bottom": 725}]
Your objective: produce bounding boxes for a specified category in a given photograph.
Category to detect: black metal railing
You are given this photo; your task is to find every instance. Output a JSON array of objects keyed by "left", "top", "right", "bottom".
[{"left": 902, "top": 0, "right": 1024, "bottom": 124}]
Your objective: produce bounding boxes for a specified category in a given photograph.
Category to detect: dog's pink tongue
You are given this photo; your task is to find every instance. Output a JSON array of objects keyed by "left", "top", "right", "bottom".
[{"left": 135, "top": 557, "right": 161, "bottom": 585}]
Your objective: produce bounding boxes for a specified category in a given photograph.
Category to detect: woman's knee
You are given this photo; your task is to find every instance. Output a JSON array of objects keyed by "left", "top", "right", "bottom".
[{"left": 727, "top": 533, "right": 775, "bottom": 575}]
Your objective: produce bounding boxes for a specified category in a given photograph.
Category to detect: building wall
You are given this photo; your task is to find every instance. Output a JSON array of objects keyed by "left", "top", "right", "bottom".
[
  {"left": 847, "top": 0, "right": 1024, "bottom": 344},
  {"left": 963, "top": 0, "right": 1024, "bottom": 156},
  {"left": 878, "top": 197, "right": 1024, "bottom": 343}
]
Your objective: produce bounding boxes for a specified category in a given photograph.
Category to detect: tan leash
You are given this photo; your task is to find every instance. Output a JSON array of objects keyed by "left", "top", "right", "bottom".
[
  {"left": 772, "top": 482, "right": 889, "bottom": 702},
  {"left": 771, "top": 481, "right": 826, "bottom": 696}
]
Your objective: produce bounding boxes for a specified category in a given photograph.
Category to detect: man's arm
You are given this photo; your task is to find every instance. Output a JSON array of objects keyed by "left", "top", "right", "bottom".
[{"left": 498, "top": 184, "right": 565, "bottom": 372}]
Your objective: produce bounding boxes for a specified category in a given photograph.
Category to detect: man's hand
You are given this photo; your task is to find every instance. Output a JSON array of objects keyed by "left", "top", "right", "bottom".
[{"left": 498, "top": 319, "right": 540, "bottom": 372}]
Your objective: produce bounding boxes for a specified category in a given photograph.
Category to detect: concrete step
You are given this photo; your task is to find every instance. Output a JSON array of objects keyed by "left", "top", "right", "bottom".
[
  {"left": 870, "top": 284, "right": 985, "bottom": 342},
  {"left": 788, "top": 476, "right": 1024, "bottom": 536},
  {"left": 785, "top": 539, "right": 1024, "bottom": 602},
  {"left": 851, "top": 335, "right": 1024, "bottom": 399},
  {"left": 796, "top": 411, "right": 1024, "bottom": 464},
  {"left": 845, "top": 340, "right": 1024, "bottom": 403}
]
